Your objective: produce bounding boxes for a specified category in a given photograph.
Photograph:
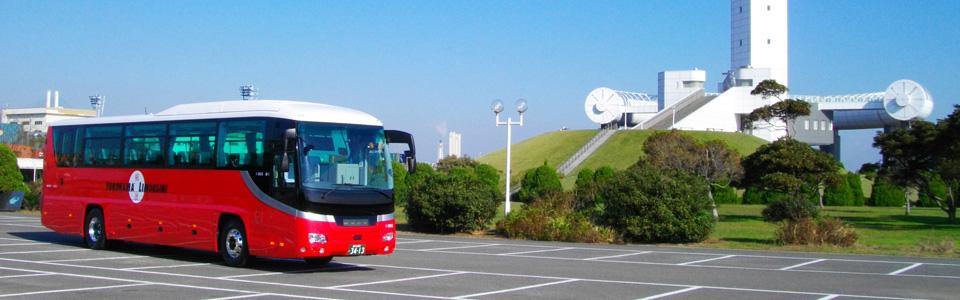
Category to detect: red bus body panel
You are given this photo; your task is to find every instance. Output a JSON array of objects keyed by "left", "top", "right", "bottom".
[{"left": 40, "top": 135, "right": 396, "bottom": 259}]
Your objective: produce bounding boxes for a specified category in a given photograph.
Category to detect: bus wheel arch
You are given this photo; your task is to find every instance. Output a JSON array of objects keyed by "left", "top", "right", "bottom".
[{"left": 218, "top": 214, "right": 250, "bottom": 267}]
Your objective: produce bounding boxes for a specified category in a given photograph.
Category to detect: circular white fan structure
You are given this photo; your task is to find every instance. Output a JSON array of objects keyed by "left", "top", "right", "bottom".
[
  {"left": 584, "top": 87, "right": 658, "bottom": 124},
  {"left": 884, "top": 79, "right": 934, "bottom": 121}
]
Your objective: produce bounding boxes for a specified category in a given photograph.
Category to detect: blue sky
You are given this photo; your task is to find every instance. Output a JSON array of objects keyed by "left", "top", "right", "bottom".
[{"left": 2, "top": 0, "right": 958, "bottom": 170}]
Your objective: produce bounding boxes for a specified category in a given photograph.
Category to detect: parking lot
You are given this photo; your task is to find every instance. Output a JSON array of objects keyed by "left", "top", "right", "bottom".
[{"left": 1, "top": 212, "right": 959, "bottom": 299}]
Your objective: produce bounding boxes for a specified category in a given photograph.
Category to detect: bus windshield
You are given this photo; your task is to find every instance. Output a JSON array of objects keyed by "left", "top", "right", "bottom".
[{"left": 297, "top": 122, "right": 393, "bottom": 192}]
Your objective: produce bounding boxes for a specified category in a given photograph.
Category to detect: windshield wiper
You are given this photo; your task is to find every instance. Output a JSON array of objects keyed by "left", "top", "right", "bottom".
[{"left": 319, "top": 185, "right": 391, "bottom": 200}]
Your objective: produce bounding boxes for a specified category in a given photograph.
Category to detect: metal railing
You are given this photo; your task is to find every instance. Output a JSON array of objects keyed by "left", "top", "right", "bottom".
[{"left": 557, "top": 128, "right": 617, "bottom": 176}]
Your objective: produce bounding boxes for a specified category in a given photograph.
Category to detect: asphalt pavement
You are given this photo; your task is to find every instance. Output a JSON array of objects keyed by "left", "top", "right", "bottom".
[{"left": 1, "top": 211, "right": 958, "bottom": 299}]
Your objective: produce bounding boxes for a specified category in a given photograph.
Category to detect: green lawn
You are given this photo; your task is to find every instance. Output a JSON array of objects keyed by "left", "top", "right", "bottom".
[
  {"left": 478, "top": 129, "right": 767, "bottom": 190},
  {"left": 708, "top": 205, "right": 959, "bottom": 257}
]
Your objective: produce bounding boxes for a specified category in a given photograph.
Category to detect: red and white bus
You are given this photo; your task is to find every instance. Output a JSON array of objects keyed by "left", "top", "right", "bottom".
[{"left": 41, "top": 100, "right": 416, "bottom": 267}]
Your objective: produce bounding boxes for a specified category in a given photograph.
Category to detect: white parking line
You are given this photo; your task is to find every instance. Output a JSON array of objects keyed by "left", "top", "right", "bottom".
[
  {"left": 400, "top": 237, "right": 960, "bottom": 267},
  {"left": 218, "top": 264, "right": 364, "bottom": 279},
  {"left": 123, "top": 263, "right": 211, "bottom": 270},
  {"left": 204, "top": 293, "right": 273, "bottom": 300},
  {"left": 360, "top": 263, "right": 922, "bottom": 300},
  {"left": 678, "top": 255, "right": 736, "bottom": 266},
  {"left": 419, "top": 244, "right": 501, "bottom": 251},
  {"left": 0, "top": 242, "right": 47, "bottom": 247},
  {"left": 0, "top": 283, "right": 153, "bottom": 298},
  {"left": 400, "top": 248, "right": 960, "bottom": 280},
  {"left": 0, "top": 223, "right": 45, "bottom": 228},
  {"left": 453, "top": 279, "right": 578, "bottom": 299},
  {"left": 41, "top": 255, "right": 145, "bottom": 263},
  {"left": 499, "top": 247, "right": 574, "bottom": 256},
  {"left": 0, "top": 249, "right": 88, "bottom": 255},
  {"left": 584, "top": 251, "right": 650, "bottom": 261},
  {"left": 818, "top": 295, "right": 840, "bottom": 300},
  {"left": 326, "top": 271, "right": 466, "bottom": 289},
  {"left": 780, "top": 259, "right": 826, "bottom": 270},
  {"left": 395, "top": 240, "right": 434, "bottom": 245},
  {"left": 888, "top": 263, "right": 923, "bottom": 275},
  {"left": 0, "top": 237, "right": 32, "bottom": 241},
  {"left": 0, "top": 273, "right": 55, "bottom": 279},
  {"left": 638, "top": 286, "right": 702, "bottom": 300}
]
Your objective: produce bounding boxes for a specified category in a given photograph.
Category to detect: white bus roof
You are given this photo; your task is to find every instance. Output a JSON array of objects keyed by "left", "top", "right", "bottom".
[{"left": 50, "top": 100, "right": 383, "bottom": 127}]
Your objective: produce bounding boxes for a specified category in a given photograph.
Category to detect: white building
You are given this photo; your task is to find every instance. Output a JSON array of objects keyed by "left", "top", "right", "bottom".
[
  {"left": 2, "top": 90, "right": 96, "bottom": 135},
  {"left": 582, "top": 0, "right": 933, "bottom": 158},
  {"left": 448, "top": 131, "right": 462, "bottom": 158}
]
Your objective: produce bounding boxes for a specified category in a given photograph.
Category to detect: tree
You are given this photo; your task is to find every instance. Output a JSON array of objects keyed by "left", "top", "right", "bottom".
[
  {"left": 741, "top": 138, "right": 841, "bottom": 208},
  {"left": 518, "top": 163, "right": 562, "bottom": 203},
  {"left": 744, "top": 79, "right": 811, "bottom": 137},
  {"left": 0, "top": 144, "right": 28, "bottom": 194},
  {"left": 405, "top": 165, "right": 498, "bottom": 233},
  {"left": 874, "top": 105, "right": 960, "bottom": 222},
  {"left": 599, "top": 163, "right": 714, "bottom": 243},
  {"left": 643, "top": 131, "right": 743, "bottom": 221},
  {"left": 873, "top": 120, "right": 937, "bottom": 215}
]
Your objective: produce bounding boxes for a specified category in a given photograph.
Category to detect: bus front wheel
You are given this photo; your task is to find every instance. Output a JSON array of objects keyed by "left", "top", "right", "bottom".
[
  {"left": 84, "top": 208, "right": 107, "bottom": 250},
  {"left": 219, "top": 218, "right": 250, "bottom": 267}
]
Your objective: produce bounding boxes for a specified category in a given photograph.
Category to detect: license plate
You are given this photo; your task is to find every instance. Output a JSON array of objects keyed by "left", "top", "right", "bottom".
[{"left": 347, "top": 244, "right": 365, "bottom": 256}]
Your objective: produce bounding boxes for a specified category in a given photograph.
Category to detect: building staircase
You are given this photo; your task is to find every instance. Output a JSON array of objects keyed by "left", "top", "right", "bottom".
[{"left": 557, "top": 128, "right": 617, "bottom": 176}]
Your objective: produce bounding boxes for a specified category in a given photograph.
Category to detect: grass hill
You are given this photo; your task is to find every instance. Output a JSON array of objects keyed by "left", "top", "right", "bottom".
[{"left": 478, "top": 129, "right": 768, "bottom": 189}]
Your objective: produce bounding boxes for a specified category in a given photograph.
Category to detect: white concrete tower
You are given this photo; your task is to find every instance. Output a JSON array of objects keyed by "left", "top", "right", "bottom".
[{"left": 730, "top": 0, "right": 788, "bottom": 87}]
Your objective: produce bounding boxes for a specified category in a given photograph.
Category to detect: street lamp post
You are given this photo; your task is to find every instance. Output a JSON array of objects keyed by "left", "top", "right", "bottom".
[{"left": 492, "top": 99, "right": 528, "bottom": 215}]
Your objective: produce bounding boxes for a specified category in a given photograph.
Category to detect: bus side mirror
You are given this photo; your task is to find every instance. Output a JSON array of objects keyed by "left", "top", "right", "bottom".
[
  {"left": 385, "top": 130, "right": 416, "bottom": 173},
  {"left": 281, "top": 128, "right": 297, "bottom": 172}
]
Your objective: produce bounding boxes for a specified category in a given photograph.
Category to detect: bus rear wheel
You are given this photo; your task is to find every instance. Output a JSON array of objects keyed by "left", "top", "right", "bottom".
[
  {"left": 84, "top": 208, "right": 107, "bottom": 250},
  {"left": 219, "top": 218, "right": 250, "bottom": 267},
  {"left": 304, "top": 257, "right": 332, "bottom": 266}
]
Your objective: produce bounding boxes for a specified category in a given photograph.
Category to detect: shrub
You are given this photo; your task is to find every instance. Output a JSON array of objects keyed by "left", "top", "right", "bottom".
[
  {"left": 21, "top": 181, "right": 42, "bottom": 211},
  {"left": 575, "top": 168, "right": 594, "bottom": 190},
  {"left": 392, "top": 162, "right": 409, "bottom": 207},
  {"left": 405, "top": 166, "right": 498, "bottom": 233},
  {"left": 517, "top": 163, "right": 562, "bottom": 204},
  {"left": 775, "top": 217, "right": 858, "bottom": 247},
  {"left": 742, "top": 187, "right": 790, "bottom": 204},
  {"left": 762, "top": 198, "right": 819, "bottom": 222},
  {"left": 600, "top": 165, "right": 714, "bottom": 243},
  {"left": 846, "top": 173, "right": 866, "bottom": 206},
  {"left": 823, "top": 175, "right": 854, "bottom": 206},
  {"left": 869, "top": 178, "right": 905, "bottom": 207},
  {"left": 0, "top": 144, "right": 28, "bottom": 194},
  {"left": 918, "top": 174, "right": 947, "bottom": 207},
  {"left": 593, "top": 166, "right": 615, "bottom": 183},
  {"left": 712, "top": 185, "right": 740, "bottom": 204},
  {"left": 498, "top": 192, "right": 614, "bottom": 243}
]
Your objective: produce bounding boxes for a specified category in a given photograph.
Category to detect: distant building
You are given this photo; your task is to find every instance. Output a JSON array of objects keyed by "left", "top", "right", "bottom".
[
  {"left": 582, "top": 0, "right": 933, "bottom": 159},
  {"left": 448, "top": 131, "right": 462, "bottom": 158},
  {"left": 1, "top": 90, "right": 96, "bottom": 135}
]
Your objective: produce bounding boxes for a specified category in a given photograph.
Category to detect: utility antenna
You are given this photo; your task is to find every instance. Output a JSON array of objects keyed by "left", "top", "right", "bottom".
[
  {"left": 89, "top": 95, "right": 105, "bottom": 117},
  {"left": 240, "top": 84, "right": 258, "bottom": 100}
]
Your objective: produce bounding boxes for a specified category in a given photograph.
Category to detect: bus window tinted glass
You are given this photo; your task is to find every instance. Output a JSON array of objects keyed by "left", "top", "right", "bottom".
[
  {"left": 168, "top": 122, "right": 217, "bottom": 167},
  {"left": 125, "top": 124, "right": 166, "bottom": 167},
  {"left": 53, "top": 127, "right": 80, "bottom": 167},
  {"left": 218, "top": 120, "right": 265, "bottom": 168},
  {"left": 83, "top": 138, "right": 122, "bottom": 166},
  {"left": 298, "top": 123, "right": 392, "bottom": 190},
  {"left": 85, "top": 125, "right": 122, "bottom": 138}
]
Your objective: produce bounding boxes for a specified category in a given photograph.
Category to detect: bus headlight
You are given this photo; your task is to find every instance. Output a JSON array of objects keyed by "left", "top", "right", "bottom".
[
  {"left": 308, "top": 233, "right": 327, "bottom": 244},
  {"left": 382, "top": 232, "right": 394, "bottom": 242}
]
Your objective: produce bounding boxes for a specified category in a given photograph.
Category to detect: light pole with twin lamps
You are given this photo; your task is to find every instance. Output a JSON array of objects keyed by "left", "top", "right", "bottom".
[{"left": 492, "top": 99, "right": 527, "bottom": 215}]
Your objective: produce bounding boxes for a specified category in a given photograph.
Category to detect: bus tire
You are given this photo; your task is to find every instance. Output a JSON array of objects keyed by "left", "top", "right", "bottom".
[
  {"left": 84, "top": 208, "right": 107, "bottom": 250},
  {"left": 304, "top": 257, "right": 332, "bottom": 266},
  {"left": 219, "top": 218, "right": 250, "bottom": 267}
]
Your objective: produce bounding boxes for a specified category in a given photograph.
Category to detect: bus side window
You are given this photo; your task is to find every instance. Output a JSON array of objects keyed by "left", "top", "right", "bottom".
[
  {"left": 168, "top": 122, "right": 217, "bottom": 168},
  {"left": 53, "top": 127, "right": 80, "bottom": 167},
  {"left": 217, "top": 120, "right": 265, "bottom": 169},
  {"left": 124, "top": 123, "right": 166, "bottom": 168},
  {"left": 82, "top": 125, "right": 122, "bottom": 167}
]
